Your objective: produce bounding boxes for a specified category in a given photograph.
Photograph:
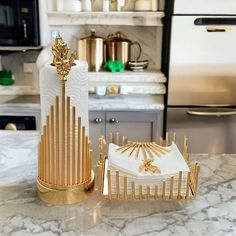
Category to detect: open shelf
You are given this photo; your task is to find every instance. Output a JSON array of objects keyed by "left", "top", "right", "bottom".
[
  {"left": 88, "top": 70, "right": 166, "bottom": 95},
  {"left": 47, "top": 11, "right": 165, "bottom": 26},
  {"left": 88, "top": 70, "right": 166, "bottom": 83}
]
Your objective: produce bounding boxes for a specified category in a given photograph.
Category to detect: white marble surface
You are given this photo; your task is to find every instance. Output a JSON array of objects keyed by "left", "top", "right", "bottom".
[
  {"left": 0, "top": 95, "right": 164, "bottom": 111},
  {"left": 88, "top": 95, "right": 164, "bottom": 111},
  {"left": 0, "top": 132, "right": 236, "bottom": 235},
  {"left": 47, "top": 11, "right": 164, "bottom": 27},
  {"left": 88, "top": 71, "right": 167, "bottom": 83}
]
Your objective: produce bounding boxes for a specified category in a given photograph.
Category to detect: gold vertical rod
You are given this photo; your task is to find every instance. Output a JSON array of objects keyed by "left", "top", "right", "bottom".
[
  {"left": 115, "top": 132, "right": 119, "bottom": 145},
  {"left": 147, "top": 185, "right": 150, "bottom": 200},
  {"left": 170, "top": 176, "right": 174, "bottom": 199},
  {"left": 124, "top": 176, "right": 127, "bottom": 200},
  {"left": 190, "top": 163, "right": 197, "bottom": 193},
  {"left": 55, "top": 96, "right": 60, "bottom": 185},
  {"left": 61, "top": 82, "right": 66, "bottom": 186},
  {"left": 89, "top": 150, "right": 92, "bottom": 179},
  {"left": 154, "top": 185, "right": 158, "bottom": 200},
  {"left": 116, "top": 171, "right": 120, "bottom": 199},
  {"left": 46, "top": 116, "right": 50, "bottom": 183},
  {"left": 139, "top": 185, "right": 142, "bottom": 200},
  {"left": 109, "top": 132, "right": 113, "bottom": 143},
  {"left": 82, "top": 127, "right": 85, "bottom": 182},
  {"left": 84, "top": 136, "right": 89, "bottom": 181},
  {"left": 40, "top": 135, "right": 44, "bottom": 180},
  {"left": 165, "top": 132, "right": 169, "bottom": 146},
  {"left": 108, "top": 170, "right": 112, "bottom": 200},
  {"left": 159, "top": 137, "right": 163, "bottom": 146},
  {"left": 72, "top": 107, "right": 76, "bottom": 185},
  {"left": 97, "top": 163, "right": 102, "bottom": 197},
  {"left": 50, "top": 106, "right": 55, "bottom": 185},
  {"left": 194, "top": 165, "right": 200, "bottom": 198},
  {"left": 183, "top": 136, "right": 187, "bottom": 156},
  {"left": 43, "top": 126, "right": 47, "bottom": 181},
  {"left": 98, "top": 137, "right": 103, "bottom": 161},
  {"left": 173, "top": 132, "right": 176, "bottom": 143},
  {"left": 185, "top": 172, "right": 191, "bottom": 199},
  {"left": 99, "top": 163, "right": 103, "bottom": 197},
  {"left": 40, "top": 139, "right": 43, "bottom": 179},
  {"left": 177, "top": 171, "right": 182, "bottom": 199},
  {"left": 77, "top": 117, "right": 81, "bottom": 183},
  {"left": 131, "top": 181, "right": 135, "bottom": 200},
  {"left": 66, "top": 97, "right": 71, "bottom": 186},
  {"left": 38, "top": 142, "right": 41, "bottom": 179},
  {"left": 162, "top": 180, "right": 166, "bottom": 199}
]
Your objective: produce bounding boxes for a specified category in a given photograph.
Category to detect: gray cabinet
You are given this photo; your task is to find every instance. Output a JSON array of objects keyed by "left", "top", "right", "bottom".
[{"left": 89, "top": 110, "right": 163, "bottom": 161}]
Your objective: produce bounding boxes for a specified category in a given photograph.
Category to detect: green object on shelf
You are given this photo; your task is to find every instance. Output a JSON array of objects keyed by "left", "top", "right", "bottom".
[
  {"left": 103, "top": 60, "right": 124, "bottom": 72},
  {"left": 0, "top": 70, "right": 15, "bottom": 86}
]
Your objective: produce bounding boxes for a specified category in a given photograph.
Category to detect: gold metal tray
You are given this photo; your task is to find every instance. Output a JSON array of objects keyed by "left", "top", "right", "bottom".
[{"left": 97, "top": 132, "right": 200, "bottom": 201}]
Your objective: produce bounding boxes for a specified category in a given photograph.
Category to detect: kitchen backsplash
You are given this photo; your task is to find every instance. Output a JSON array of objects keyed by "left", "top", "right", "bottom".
[{"left": 1, "top": 51, "right": 40, "bottom": 86}]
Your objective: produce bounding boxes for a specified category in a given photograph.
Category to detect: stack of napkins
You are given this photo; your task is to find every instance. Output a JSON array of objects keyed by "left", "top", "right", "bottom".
[{"left": 106, "top": 142, "right": 190, "bottom": 195}]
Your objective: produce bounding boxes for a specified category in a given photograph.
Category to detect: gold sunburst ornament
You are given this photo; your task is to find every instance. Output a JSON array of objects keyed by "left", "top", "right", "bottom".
[
  {"left": 37, "top": 36, "right": 95, "bottom": 205},
  {"left": 116, "top": 141, "right": 170, "bottom": 161},
  {"left": 139, "top": 159, "right": 161, "bottom": 174},
  {"left": 116, "top": 141, "right": 170, "bottom": 174}
]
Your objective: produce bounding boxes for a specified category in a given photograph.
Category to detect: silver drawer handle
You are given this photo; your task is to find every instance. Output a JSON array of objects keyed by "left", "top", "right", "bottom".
[
  {"left": 110, "top": 118, "right": 119, "bottom": 124},
  {"left": 94, "top": 118, "right": 103, "bottom": 123},
  {"left": 187, "top": 110, "right": 236, "bottom": 116}
]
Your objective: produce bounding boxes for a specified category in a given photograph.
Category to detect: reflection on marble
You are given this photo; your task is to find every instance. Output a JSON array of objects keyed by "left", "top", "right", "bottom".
[
  {"left": 0, "top": 133, "right": 236, "bottom": 235},
  {"left": 89, "top": 95, "right": 164, "bottom": 111}
]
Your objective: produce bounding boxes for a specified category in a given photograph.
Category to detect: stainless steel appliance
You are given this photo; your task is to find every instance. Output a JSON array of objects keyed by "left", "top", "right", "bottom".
[
  {"left": 0, "top": 0, "right": 40, "bottom": 48},
  {"left": 166, "top": 0, "right": 236, "bottom": 153},
  {"left": 78, "top": 29, "right": 104, "bottom": 72},
  {"left": 0, "top": 116, "right": 36, "bottom": 130}
]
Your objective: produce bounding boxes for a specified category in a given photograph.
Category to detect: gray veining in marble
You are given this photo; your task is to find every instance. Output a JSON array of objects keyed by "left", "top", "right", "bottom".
[
  {"left": 0, "top": 95, "right": 165, "bottom": 112},
  {"left": 0, "top": 132, "right": 236, "bottom": 236}
]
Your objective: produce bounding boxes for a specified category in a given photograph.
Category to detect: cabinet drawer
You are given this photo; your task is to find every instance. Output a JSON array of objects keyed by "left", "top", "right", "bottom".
[{"left": 106, "top": 111, "right": 162, "bottom": 142}]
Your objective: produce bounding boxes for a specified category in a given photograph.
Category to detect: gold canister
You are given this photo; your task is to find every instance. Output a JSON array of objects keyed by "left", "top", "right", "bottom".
[
  {"left": 78, "top": 29, "right": 104, "bottom": 72},
  {"left": 105, "top": 32, "right": 142, "bottom": 68}
]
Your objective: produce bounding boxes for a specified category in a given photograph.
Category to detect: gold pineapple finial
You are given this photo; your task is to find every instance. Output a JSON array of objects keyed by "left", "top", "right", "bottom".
[{"left": 52, "top": 36, "right": 77, "bottom": 82}]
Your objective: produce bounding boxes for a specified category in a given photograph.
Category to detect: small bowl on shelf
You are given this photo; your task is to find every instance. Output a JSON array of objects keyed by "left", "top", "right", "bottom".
[{"left": 127, "top": 60, "right": 149, "bottom": 71}]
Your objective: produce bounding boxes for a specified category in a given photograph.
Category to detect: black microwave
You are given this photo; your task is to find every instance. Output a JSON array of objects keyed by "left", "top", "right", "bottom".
[{"left": 0, "top": 0, "right": 40, "bottom": 48}]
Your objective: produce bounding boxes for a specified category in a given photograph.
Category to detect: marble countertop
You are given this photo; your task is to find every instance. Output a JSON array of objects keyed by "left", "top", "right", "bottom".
[
  {"left": 0, "top": 132, "right": 235, "bottom": 236},
  {"left": 0, "top": 95, "right": 164, "bottom": 112}
]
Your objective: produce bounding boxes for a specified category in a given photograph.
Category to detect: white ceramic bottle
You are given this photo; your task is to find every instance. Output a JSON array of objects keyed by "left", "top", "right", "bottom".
[
  {"left": 151, "top": 0, "right": 158, "bottom": 11},
  {"left": 82, "top": 0, "right": 92, "bottom": 11},
  {"left": 64, "top": 0, "right": 82, "bottom": 12},
  {"left": 56, "top": 0, "right": 63, "bottom": 11},
  {"left": 103, "top": 0, "right": 110, "bottom": 12}
]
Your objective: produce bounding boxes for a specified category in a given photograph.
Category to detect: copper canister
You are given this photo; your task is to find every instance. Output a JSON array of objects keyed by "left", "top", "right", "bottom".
[
  {"left": 78, "top": 30, "right": 104, "bottom": 72},
  {"left": 105, "top": 32, "right": 142, "bottom": 68}
]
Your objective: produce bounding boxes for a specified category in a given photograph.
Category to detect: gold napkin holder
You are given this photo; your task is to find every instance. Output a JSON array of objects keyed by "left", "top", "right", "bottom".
[{"left": 97, "top": 132, "right": 200, "bottom": 201}]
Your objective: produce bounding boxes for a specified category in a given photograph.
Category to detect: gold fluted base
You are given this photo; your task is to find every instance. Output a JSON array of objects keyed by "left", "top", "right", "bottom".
[{"left": 37, "top": 171, "right": 95, "bottom": 205}]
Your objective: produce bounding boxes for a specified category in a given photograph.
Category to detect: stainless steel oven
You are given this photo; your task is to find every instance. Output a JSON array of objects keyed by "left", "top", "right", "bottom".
[
  {"left": 0, "top": 0, "right": 40, "bottom": 48},
  {"left": 0, "top": 103, "right": 41, "bottom": 131},
  {"left": 166, "top": 0, "right": 236, "bottom": 153}
]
